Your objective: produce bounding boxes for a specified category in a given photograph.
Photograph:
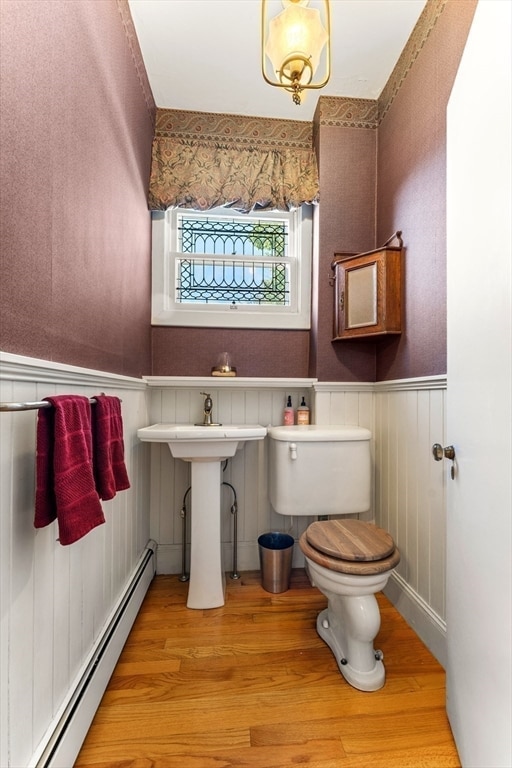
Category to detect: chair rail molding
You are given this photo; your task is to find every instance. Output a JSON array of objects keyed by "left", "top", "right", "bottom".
[{"left": 0, "top": 351, "right": 145, "bottom": 390}]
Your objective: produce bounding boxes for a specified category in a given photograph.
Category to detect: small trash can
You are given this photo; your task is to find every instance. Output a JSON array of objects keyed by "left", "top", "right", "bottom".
[{"left": 258, "top": 532, "right": 294, "bottom": 593}]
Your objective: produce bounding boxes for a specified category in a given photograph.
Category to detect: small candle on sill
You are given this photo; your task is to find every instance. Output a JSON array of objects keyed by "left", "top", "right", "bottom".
[{"left": 211, "top": 352, "right": 237, "bottom": 377}]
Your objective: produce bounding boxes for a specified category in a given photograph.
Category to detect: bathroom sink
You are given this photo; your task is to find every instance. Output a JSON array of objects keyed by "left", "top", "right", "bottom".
[
  {"left": 138, "top": 422, "right": 266, "bottom": 609},
  {"left": 137, "top": 423, "right": 267, "bottom": 460}
]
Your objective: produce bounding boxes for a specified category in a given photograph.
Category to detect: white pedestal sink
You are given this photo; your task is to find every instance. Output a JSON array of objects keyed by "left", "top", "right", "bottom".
[{"left": 137, "top": 423, "right": 266, "bottom": 609}]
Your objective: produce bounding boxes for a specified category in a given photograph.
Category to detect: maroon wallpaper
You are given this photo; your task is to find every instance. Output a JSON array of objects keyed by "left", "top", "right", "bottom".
[
  {"left": 312, "top": 125, "right": 378, "bottom": 382},
  {"left": 376, "top": 0, "right": 478, "bottom": 380},
  {"left": 152, "top": 327, "right": 311, "bottom": 378},
  {"left": 0, "top": 0, "right": 154, "bottom": 378}
]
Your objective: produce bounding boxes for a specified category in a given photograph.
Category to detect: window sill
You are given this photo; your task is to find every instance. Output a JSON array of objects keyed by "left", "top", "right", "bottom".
[{"left": 142, "top": 376, "right": 318, "bottom": 389}]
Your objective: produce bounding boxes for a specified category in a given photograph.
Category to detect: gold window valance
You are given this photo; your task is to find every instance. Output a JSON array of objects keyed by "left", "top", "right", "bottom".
[{"left": 148, "top": 109, "right": 320, "bottom": 213}]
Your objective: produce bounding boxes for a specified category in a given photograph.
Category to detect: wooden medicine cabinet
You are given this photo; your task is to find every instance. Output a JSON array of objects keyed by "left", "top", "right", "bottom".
[{"left": 331, "top": 232, "right": 403, "bottom": 341}]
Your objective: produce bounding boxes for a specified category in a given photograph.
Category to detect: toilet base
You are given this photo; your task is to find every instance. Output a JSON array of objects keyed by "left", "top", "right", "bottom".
[{"left": 316, "top": 608, "right": 385, "bottom": 692}]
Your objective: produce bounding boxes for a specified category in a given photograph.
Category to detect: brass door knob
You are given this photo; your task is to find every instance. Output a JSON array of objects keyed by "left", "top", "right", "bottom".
[
  {"left": 432, "top": 444, "right": 456, "bottom": 461},
  {"left": 432, "top": 443, "right": 456, "bottom": 478}
]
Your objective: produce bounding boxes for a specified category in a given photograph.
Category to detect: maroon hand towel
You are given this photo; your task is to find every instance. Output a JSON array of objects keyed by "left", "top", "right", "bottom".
[
  {"left": 34, "top": 395, "right": 105, "bottom": 545},
  {"left": 92, "top": 395, "right": 130, "bottom": 501}
]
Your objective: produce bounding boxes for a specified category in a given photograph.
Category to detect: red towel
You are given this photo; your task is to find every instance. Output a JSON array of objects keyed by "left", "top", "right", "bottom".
[
  {"left": 34, "top": 395, "right": 105, "bottom": 545},
  {"left": 92, "top": 395, "right": 130, "bottom": 501}
]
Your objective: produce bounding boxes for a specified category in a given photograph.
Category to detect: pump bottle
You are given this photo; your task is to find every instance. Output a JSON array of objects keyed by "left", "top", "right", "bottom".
[
  {"left": 297, "top": 396, "right": 310, "bottom": 425},
  {"left": 283, "top": 395, "right": 294, "bottom": 426}
]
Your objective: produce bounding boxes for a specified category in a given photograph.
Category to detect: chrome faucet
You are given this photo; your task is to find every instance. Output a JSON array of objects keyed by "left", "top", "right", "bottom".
[{"left": 195, "top": 392, "right": 222, "bottom": 426}]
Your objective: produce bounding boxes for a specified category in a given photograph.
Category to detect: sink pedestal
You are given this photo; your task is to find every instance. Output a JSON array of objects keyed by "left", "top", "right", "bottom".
[
  {"left": 187, "top": 460, "right": 225, "bottom": 609},
  {"left": 137, "top": 423, "right": 267, "bottom": 610}
]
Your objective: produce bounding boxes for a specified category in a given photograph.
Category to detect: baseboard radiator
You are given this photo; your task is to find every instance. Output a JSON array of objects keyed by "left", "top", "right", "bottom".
[{"left": 32, "top": 540, "right": 157, "bottom": 768}]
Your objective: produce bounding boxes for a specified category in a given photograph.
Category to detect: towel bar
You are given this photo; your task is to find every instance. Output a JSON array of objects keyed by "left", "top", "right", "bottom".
[{"left": 0, "top": 397, "right": 121, "bottom": 412}]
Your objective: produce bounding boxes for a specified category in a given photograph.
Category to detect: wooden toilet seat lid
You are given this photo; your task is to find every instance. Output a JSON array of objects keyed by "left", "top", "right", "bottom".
[{"left": 306, "top": 519, "right": 395, "bottom": 562}]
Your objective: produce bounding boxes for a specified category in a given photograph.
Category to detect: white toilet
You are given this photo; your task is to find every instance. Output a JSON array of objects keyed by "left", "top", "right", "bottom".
[{"left": 268, "top": 425, "right": 400, "bottom": 691}]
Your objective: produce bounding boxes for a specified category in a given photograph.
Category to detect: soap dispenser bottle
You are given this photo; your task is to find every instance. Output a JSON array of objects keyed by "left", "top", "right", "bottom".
[
  {"left": 297, "top": 396, "right": 310, "bottom": 425},
  {"left": 283, "top": 395, "right": 295, "bottom": 426}
]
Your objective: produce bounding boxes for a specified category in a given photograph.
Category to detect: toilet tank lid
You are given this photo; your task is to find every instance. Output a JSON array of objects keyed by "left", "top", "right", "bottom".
[{"left": 268, "top": 425, "right": 371, "bottom": 442}]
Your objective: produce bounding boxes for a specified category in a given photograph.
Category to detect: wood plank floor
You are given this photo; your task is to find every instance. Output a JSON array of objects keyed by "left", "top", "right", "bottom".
[{"left": 75, "top": 570, "right": 461, "bottom": 768}]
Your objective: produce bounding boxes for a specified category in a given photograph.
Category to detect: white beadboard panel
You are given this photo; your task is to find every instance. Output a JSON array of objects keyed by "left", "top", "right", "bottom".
[
  {"left": 0, "top": 384, "right": 13, "bottom": 768},
  {"left": 0, "top": 353, "right": 150, "bottom": 768},
  {"left": 32, "top": 527, "right": 55, "bottom": 750},
  {"left": 387, "top": 392, "right": 401, "bottom": 574},
  {"left": 417, "top": 390, "right": 434, "bottom": 601},
  {"left": 428, "top": 388, "right": 447, "bottom": 619},
  {"left": 405, "top": 389, "right": 420, "bottom": 592},
  {"left": 313, "top": 383, "right": 375, "bottom": 429},
  {"left": 374, "top": 379, "right": 448, "bottom": 665},
  {"left": 396, "top": 392, "right": 410, "bottom": 584}
]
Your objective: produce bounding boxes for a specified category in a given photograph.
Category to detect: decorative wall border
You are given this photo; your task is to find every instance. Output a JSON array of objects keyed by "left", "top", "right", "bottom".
[
  {"left": 315, "top": 0, "right": 447, "bottom": 128},
  {"left": 314, "top": 97, "right": 379, "bottom": 130},
  {"left": 378, "top": 0, "right": 447, "bottom": 122},
  {"left": 154, "top": 108, "right": 315, "bottom": 151},
  {"left": 117, "top": 0, "right": 156, "bottom": 123}
]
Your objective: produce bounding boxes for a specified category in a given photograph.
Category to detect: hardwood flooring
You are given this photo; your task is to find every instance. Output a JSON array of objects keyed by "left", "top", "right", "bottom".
[{"left": 75, "top": 570, "right": 461, "bottom": 767}]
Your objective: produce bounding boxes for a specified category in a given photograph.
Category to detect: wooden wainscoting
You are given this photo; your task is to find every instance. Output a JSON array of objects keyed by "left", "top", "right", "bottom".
[{"left": 75, "top": 571, "right": 460, "bottom": 768}]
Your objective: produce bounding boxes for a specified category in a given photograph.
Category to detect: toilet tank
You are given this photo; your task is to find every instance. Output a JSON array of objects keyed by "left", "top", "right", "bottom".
[{"left": 268, "top": 425, "right": 371, "bottom": 516}]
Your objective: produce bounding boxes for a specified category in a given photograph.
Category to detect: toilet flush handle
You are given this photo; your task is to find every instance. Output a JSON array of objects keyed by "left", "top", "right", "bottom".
[{"left": 289, "top": 443, "right": 298, "bottom": 460}]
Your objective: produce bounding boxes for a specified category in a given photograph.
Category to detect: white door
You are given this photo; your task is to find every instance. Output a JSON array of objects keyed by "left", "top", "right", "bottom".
[{"left": 446, "top": 2, "right": 511, "bottom": 766}]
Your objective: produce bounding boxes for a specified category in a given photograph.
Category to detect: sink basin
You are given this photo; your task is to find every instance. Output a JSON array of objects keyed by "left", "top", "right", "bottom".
[
  {"left": 137, "top": 422, "right": 266, "bottom": 608},
  {"left": 137, "top": 423, "right": 267, "bottom": 461}
]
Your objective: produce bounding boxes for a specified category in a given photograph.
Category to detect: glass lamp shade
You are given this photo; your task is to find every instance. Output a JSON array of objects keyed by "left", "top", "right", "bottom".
[{"left": 265, "top": 2, "right": 328, "bottom": 85}]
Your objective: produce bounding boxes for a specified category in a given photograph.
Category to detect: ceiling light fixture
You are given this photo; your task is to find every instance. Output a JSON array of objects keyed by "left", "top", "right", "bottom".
[{"left": 261, "top": 0, "right": 331, "bottom": 106}]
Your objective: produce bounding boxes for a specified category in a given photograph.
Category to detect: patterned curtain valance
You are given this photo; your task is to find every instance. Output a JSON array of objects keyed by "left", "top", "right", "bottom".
[{"left": 148, "top": 109, "right": 320, "bottom": 213}]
